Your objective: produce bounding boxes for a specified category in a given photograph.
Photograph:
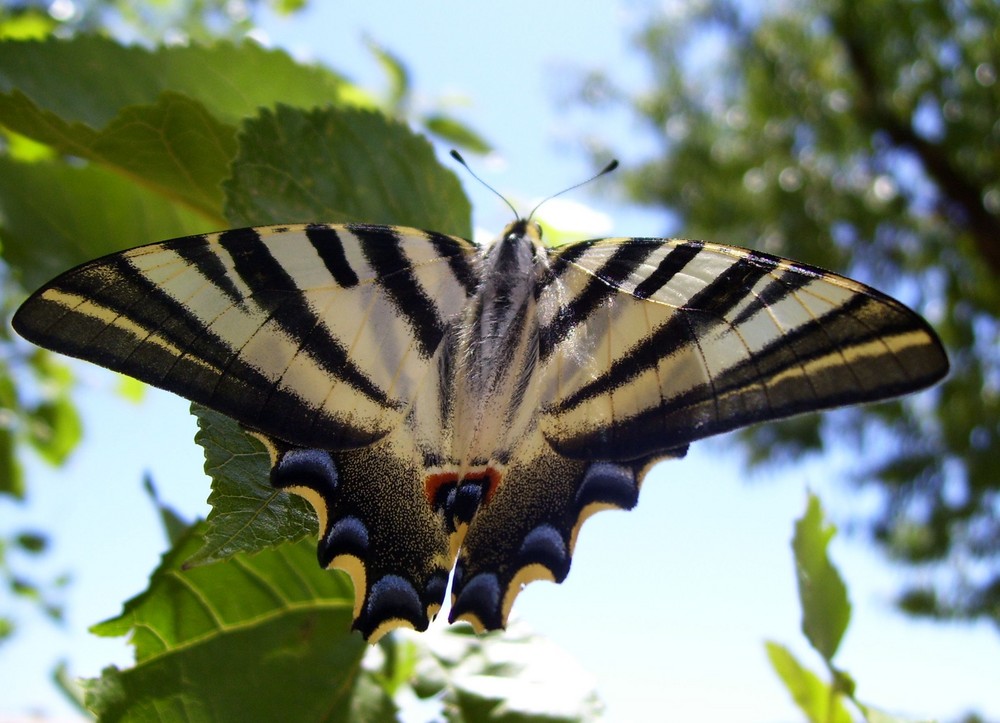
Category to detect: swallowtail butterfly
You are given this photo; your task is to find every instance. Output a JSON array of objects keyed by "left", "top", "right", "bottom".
[{"left": 12, "top": 179, "right": 948, "bottom": 642}]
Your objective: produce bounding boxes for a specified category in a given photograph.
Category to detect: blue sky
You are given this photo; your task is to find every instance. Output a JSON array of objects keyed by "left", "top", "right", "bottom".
[{"left": 1, "top": 1, "right": 998, "bottom": 721}]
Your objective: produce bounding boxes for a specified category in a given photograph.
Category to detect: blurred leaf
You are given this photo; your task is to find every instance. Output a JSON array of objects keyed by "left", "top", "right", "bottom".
[
  {"left": 0, "top": 9, "right": 55, "bottom": 40},
  {"left": 0, "top": 36, "right": 360, "bottom": 129},
  {"left": 366, "top": 35, "right": 410, "bottom": 110},
  {"left": 14, "top": 531, "right": 46, "bottom": 554},
  {"left": 793, "top": 493, "right": 851, "bottom": 661},
  {"left": 348, "top": 673, "right": 398, "bottom": 723},
  {"left": 86, "top": 523, "right": 371, "bottom": 721},
  {"left": 187, "top": 405, "right": 314, "bottom": 566},
  {"left": 116, "top": 375, "right": 147, "bottom": 403},
  {"left": 52, "top": 660, "right": 88, "bottom": 715},
  {"left": 26, "top": 396, "right": 82, "bottom": 467},
  {"left": 271, "top": 0, "right": 309, "bottom": 13},
  {"left": 765, "top": 641, "right": 853, "bottom": 723},
  {"left": 0, "top": 158, "right": 210, "bottom": 290},
  {"left": 142, "top": 476, "right": 190, "bottom": 547},
  {"left": 423, "top": 113, "right": 493, "bottom": 154},
  {"left": 412, "top": 626, "right": 603, "bottom": 722},
  {"left": 370, "top": 635, "right": 421, "bottom": 698},
  {"left": 858, "top": 704, "right": 934, "bottom": 723},
  {"left": 0, "top": 426, "right": 23, "bottom": 497},
  {"left": 2, "top": 128, "right": 55, "bottom": 161},
  {"left": 224, "top": 104, "right": 471, "bottom": 235}
]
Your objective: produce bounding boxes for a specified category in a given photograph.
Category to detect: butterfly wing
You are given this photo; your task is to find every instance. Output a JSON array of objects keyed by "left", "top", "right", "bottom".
[
  {"left": 538, "top": 237, "right": 948, "bottom": 460},
  {"left": 448, "top": 233, "right": 948, "bottom": 632},
  {"left": 14, "top": 223, "right": 481, "bottom": 641},
  {"left": 13, "top": 223, "right": 479, "bottom": 450}
]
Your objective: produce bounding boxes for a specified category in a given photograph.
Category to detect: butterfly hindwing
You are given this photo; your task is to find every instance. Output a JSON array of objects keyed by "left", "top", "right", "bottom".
[
  {"left": 260, "top": 429, "right": 453, "bottom": 642},
  {"left": 449, "top": 438, "right": 687, "bottom": 632}
]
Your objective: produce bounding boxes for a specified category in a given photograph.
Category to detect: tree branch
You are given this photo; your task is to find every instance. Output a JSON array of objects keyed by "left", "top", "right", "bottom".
[{"left": 833, "top": 9, "right": 1000, "bottom": 277}]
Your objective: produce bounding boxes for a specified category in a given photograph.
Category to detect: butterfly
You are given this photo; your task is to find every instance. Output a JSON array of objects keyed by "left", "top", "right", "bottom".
[{"left": 12, "top": 208, "right": 948, "bottom": 642}]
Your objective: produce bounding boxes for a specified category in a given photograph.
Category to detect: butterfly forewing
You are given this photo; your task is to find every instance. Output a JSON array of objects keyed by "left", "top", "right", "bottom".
[
  {"left": 539, "top": 237, "right": 948, "bottom": 460},
  {"left": 13, "top": 223, "right": 479, "bottom": 450}
]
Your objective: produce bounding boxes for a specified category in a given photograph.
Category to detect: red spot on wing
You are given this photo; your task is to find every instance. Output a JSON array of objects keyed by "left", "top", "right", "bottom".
[
  {"left": 424, "top": 465, "right": 505, "bottom": 509},
  {"left": 424, "top": 470, "right": 459, "bottom": 506}
]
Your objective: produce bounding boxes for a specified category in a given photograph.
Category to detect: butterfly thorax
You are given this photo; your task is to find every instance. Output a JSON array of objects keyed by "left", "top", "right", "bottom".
[{"left": 448, "top": 220, "right": 546, "bottom": 470}]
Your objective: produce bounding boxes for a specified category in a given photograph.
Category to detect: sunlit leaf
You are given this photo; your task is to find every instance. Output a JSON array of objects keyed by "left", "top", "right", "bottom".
[
  {"left": 0, "top": 159, "right": 211, "bottom": 290},
  {"left": 423, "top": 113, "right": 493, "bottom": 154},
  {"left": 765, "top": 641, "right": 852, "bottom": 723},
  {"left": 366, "top": 36, "right": 410, "bottom": 110},
  {"left": 792, "top": 494, "right": 851, "bottom": 661},
  {"left": 0, "top": 36, "right": 360, "bottom": 129},
  {"left": 224, "top": 104, "right": 471, "bottom": 236},
  {"left": 86, "top": 523, "right": 372, "bottom": 721},
  {"left": 187, "top": 406, "right": 313, "bottom": 566}
]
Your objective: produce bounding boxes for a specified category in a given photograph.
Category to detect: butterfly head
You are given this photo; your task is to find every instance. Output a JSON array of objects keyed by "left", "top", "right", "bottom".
[{"left": 501, "top": 218, "right": 543, "bottom": 245}]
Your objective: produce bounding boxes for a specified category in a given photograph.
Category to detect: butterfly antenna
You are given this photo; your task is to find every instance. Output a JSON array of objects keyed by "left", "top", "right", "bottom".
[
  {"left": 526, "top": 159, "right": 619, "bottom": 221},
  {"left": 450, "top": 150, "right": 519, "bottom": 220}
]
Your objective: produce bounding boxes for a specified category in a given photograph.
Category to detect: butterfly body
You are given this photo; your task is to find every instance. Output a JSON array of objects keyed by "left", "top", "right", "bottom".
[{"left": 13, "top": 218, "right": 948, "bottom": 642}]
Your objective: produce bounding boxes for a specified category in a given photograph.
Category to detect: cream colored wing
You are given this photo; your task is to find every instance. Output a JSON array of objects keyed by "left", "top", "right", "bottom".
[
  {"left": 13, "top": 223, "right": 479, "bottom": 450},
  {"left": 538, "top": 237, "right": 948, "bottom": 460}
]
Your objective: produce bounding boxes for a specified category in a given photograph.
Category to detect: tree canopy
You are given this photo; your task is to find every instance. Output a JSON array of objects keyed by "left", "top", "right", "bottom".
[{"left": 583, "top": 0, "right": 998, "bottom": 624}]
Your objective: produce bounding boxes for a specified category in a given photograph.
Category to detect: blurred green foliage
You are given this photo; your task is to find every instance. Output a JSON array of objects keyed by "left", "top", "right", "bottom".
[{"left": 583, "top": 0, "right": 999, "bottom": 627}]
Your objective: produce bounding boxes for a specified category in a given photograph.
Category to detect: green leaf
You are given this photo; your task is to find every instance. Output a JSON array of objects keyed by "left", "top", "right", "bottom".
[
  {"left": 423, "top": 113, "right": 494, "bottom": 154},
  {"left": 26, "top": 396, "right": 82, "bottom": 467},
  {"left": 857, "top": 703, "right": 934, "bottom": 723},
  {"left": 347, "top": 673, "right": 398, "bottom": 723},
  {"left": 0, "top": 158, "right": 210, "bottom": 290},
  {"left": 93, "top": 94, "right": 236, "bottom": 213},
  {"left": 187, "top": 405, "right": 315, "bottom": 566},
  {"left": 86, "top": 523, "right": 371, "bottom": 721},
  {"left": 142, "top": 476, "right": 190, "bottom": 548},
  {"left": 765, "top": 641, "right": 853, "bottom": 723},
  {"left": 224, "top": 105, "right": 471, "bottom": 236},
  {"left": 365, "top": 36, "right": 411, "bottom": 110},
  {"left": 0, "top": 426, "right": 23, "bottom": 497},
  {"left": 14, "top": 531, "right": 47, "bottom": 553},
  {"left": 0, "top": 9, "right": 55, "bottom": 40},
  {"left": 52, "top": 660, "right": 88, "bottom": 715},
  {"left": 793, "top": 493, "right": 851, "bottom": 661},
  {"left": 0, "top": 36, "right": 360, "bottom": 130},
  {"left": 0, "top": 91, "right": 236, "bottom": 220}
]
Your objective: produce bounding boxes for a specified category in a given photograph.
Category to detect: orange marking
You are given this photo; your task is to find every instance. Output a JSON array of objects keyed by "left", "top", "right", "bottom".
[{"left": 424, "top": 470, "right": 459, "bottom": 506}]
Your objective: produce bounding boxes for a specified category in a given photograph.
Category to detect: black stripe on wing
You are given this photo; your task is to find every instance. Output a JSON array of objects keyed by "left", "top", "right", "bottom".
[
  {"left": 539, "top": 241, "right": 660, "bottom": 361},
  {"left": 550, "top": 249, "right": 780, "bottom": 411},
  {"left": 631, "top": 241, "right": 704, "bottom": 299},
  {"left": 351, "top": 224, "right": 467, "bottom": 360},
  {"left": 216, "top": 228, "right": 396, "bottom": 409},
  {"left": 304, "top": 224, "right": 360, "bottom": 288}
]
